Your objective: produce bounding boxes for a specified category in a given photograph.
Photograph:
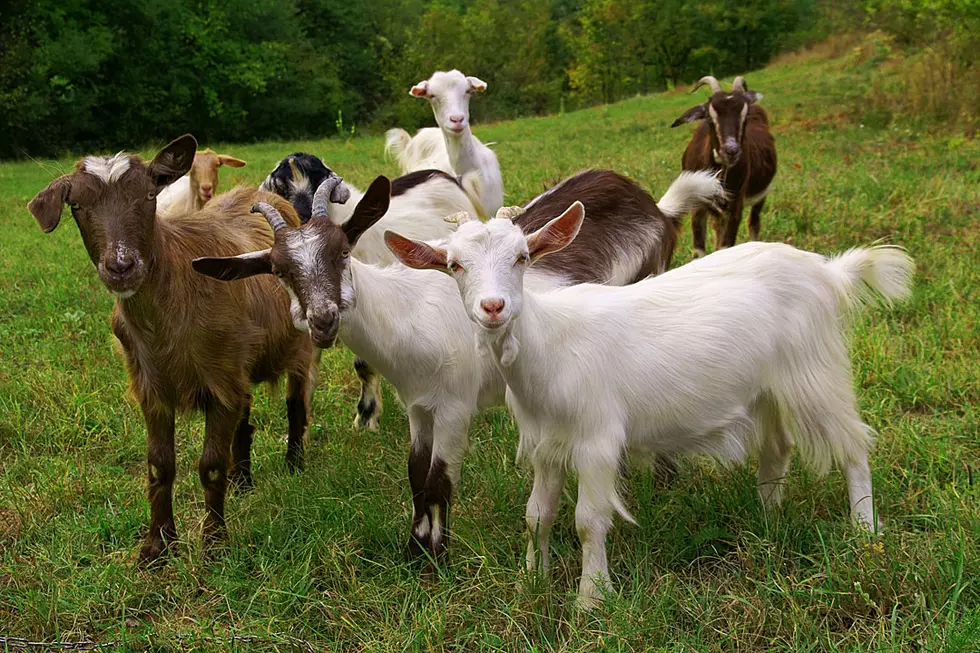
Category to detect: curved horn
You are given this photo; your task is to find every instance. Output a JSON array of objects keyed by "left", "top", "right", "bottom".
[
  {"left": 252, "top": 202, "right": 288, "bottom": 232},
  {"left": 312, "top": 175, "right": 346, "bottom": 219},
  {"left": 732, "top": 76, "right": 746, "bottom": 92},
  {"left": 691, "top": 75, "right": 722, "bottom": 94},
  {"left": 444, "top": 210, "right": 476, "bottom": 225}
]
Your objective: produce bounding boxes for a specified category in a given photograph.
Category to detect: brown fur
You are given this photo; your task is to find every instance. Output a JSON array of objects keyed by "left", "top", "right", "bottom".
[
  {"left": 674, "top": 86, "right": 778, "bottom": 253},
  {"left": 188, "top": 148, "right": 247, "bottom": 209},
  {"left": 28, "top": 136, "right": 314, "bottom": 564}
]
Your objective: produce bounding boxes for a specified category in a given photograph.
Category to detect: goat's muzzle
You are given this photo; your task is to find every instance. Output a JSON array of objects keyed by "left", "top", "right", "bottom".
[
  {"left": 99, "top": 246, "right": 145, "bottom": 297},
  {"left": 307, "top": 304, "right": 340, "bottom": 348}
]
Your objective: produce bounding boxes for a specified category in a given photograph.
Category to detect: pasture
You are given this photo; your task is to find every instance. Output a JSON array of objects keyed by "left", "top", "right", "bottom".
[{"left": 1, "top": 47, "right": 978, "bottom": 651}]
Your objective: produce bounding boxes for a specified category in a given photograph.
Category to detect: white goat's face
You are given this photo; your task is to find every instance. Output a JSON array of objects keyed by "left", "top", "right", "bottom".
[
  {"left": 446, "top": 219, "right": 531, "bottom": 331},
  {"left": 411, "top": 70, "right": 487, "bottom": 136}
]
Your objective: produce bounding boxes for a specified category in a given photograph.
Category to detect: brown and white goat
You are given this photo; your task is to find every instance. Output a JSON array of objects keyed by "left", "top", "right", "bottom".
[
  {"left": 671, "top": 75, "right": 777, "bottom": 256},
  {"left": 156, "top": 148, "right": 247, "bottom": 217},
  {"left": 28, "top": 135, "right": 315, "bottom": 564}
]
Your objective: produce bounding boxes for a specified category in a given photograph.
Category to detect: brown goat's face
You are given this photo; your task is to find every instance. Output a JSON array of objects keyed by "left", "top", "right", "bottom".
[
  {"left": 192, "top": 176, "right": 393, "bottom": 348},
  {"left": 29, "top": 135, "right": 197, "bottom": 298},
  {"left": 189, "top": 149, "right": 247, "bottom": 208},
  {"left": 671, "top": 88, "right": 762, "bottom": 167}
]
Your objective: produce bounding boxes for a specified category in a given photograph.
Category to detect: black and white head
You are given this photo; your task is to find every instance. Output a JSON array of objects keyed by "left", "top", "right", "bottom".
[
  {"left": 193, "top": 176, "right": 391, "bottom": 348},
  {"left": 259, "top": 153, "right": 351, "bottom": 223},
  {"left": 670, "top": 76, "right": 763, "bottom": 166}
]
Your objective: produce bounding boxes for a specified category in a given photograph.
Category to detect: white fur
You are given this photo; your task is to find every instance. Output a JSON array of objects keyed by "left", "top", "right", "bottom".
[
  {"left": 83, "top": 153, "right": 130, "bottom": 184},
  {"left": 385, "top": 70, "right": 503, "bottom": 218},
  {"left": 442, "top": 218, "right": 913, "bottom": 608},
  {"left": 156, "top": 176, "right": 195, "bottom": 217}
]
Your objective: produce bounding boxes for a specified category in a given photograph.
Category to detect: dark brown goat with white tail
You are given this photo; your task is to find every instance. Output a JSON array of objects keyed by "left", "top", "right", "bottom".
[
  {"left": 28, "top": 135, "right": 316, "bottom": 564},
  {"left": 671, "top": 75, "right": 777, "bottom": 256}
]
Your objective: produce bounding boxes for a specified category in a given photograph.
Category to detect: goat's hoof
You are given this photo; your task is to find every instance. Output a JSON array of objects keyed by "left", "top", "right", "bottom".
[
  {"left": 285, "top": 452, "right": 305, "bottom": 474},
  {"left": 138, "top": 533, "right": 177, "bottom": 567},
  {"left": 693, "top": 248, "right": 707, "bottom": 259},
  {"left": 230, "top": 469, "right": 254, "bottom": 493},
  {"left": 354, "top": 401, "right": 379, "bottom": 431},
  {"left": 574, "top": 593, "right": 602, "bottom": 612}
]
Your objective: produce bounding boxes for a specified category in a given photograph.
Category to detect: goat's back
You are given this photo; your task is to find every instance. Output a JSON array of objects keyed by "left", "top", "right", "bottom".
[{"left": 520, "top": 170, "right": 673, "bottom": 285}]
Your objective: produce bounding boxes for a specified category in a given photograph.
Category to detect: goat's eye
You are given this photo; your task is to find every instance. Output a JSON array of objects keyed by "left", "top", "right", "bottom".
[
  {"left": 516, "top": 252, "right": 529, "bottom": 265},
  {"left": 69, "top": 201, "right": 80, "bottom": 210},
  {"left": 146, "top": 191, "right": 156, "bottom": 201},
  {"left": 448, "top": 261, "right": 462, "bottom": 273},
  {"left": 341, "top": 249, "right": 350, "bottom": 259}
]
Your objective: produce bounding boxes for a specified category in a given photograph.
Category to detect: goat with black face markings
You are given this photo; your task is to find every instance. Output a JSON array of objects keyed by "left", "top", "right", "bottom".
[
  {"left": 28, "top": 135, "right": 316, "bottom": 565},
  {"left": 260, "top": 152, "right": 479, "bottom": 432},
  {"left": 671, "top": 75, "right": 777, "bottom": 256},
  {"left": 193, "top": 169, "right": 724, "bottom": 570}
]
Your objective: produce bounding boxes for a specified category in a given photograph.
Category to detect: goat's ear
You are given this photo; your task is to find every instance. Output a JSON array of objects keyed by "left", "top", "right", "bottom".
[
  {"left": 147, "top": 134, "right": 197, "bottom": 189},
  {"left": 466, "top": 76, "right": 487, "bottom": 92},
  {"left": 527, "top": 201, "right": 585, "bottom": 263},
  {"left": 343, "top": 176, "right": 391, "bottom": 246},
  {"left": 410, "top": 81, "right": 429, "bottom": 98},
  {"left": 217, "top": 155, "right": 247, "bottom": 168},
  {"left": 29, "top": 175, "right": 72, "bottom": 233},
  {"left": 743, "top": 91, "right": 763, "bottom": 104},
  {"left": 192, "top": 249, "right": 272, "bottom": 281},
  {"left": 384, "top": 231, "right": 448, "bottom": 271},
  {"left": 670, "top": 104, "right": 707, "bottom": 127}
]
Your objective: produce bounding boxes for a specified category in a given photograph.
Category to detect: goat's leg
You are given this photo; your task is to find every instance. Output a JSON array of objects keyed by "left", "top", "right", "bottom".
[
  {"left": 353, "top": 357, "right": 382, "bottom": 431},
  {"left": 574, "top": 453, "right": 620, "bottom": 611},
  {"left": 139, "top": 404, "right": 177, "bottom": 565},
  {"left": 719, "top": 198, "right": 745, "bottom": 249},
  {"left": 748, "top": 197, "right": 766, "bottom": 241},
  {"left": 285, "top": 370, "right": 310, "bottom": 472},
  {"left": 230, "top": 395, "right": 254, "bottom": 491},
  {"left": 525, "top": 459, "right": 566, "bottom": 576},
  {"left": 420, "top": 409, "right": 470, "bottom": 570},
  {"left": 691, "top": 208, "right": 709, "bottom": 258},
  {"left": 406, "top": 406, "right": 434, "bottom": 560},
  {"left": 200, "top": 398, "right": 243, "bottom": 554},
  {"left": 756, "top": 395, "right": 792, "bottom": 510},
  {"left": 844, "top": 455, "right": 879, "bottom": 532}
]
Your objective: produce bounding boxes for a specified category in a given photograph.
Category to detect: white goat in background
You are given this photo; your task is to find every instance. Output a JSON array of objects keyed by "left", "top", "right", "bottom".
[
  {"left": 388, "top": 204, "right": 914, "bottom": 610},
  {"left": 385, "top": 70, "right": 503, "bottom": 218}
]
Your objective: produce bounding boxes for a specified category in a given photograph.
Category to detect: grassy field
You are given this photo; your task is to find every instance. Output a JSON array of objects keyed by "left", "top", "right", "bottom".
[{"left": 1, "top": 42, "right": 978, "bottom": 652}]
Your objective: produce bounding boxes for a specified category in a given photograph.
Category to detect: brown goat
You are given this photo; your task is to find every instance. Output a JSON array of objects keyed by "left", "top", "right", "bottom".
[
  {"left": 157, "top": 148, "right": 247, "bottom": 217},
  {"left": 28, "top": 135, "right": 315, "bottom": 564},
  {"left": 671, "top": 75, "right": 777, "bottom": 256}
]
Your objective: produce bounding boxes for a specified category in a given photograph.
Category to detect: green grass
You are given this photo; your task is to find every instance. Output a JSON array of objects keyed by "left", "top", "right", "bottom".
[{"left": 1, "top": 44, "right": 979, "bottom": 652}]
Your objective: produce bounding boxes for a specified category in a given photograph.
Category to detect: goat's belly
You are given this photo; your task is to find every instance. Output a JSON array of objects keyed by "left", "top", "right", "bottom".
[{"left": 626, "top": 405, "right": 759, "bottom": 464}]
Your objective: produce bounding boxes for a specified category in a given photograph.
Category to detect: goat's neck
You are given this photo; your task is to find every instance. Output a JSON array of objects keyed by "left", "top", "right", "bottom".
[
  {"left": 480, "top": 289, "right": 550, "bottom": 396},
  {"left": 442, "top": 125, "right": 477, "bottom": 176},
  {"left": 115, "top": 227, "right": 179, "bottom": 335}
]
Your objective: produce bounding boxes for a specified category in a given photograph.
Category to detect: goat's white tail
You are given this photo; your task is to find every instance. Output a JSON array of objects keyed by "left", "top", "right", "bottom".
[
  {"left": 655, "top": 170, "right": 725, "bottom": 221},
  {"left": 823, "top": 245, "right": 914, "bottom": 313},
  {"left": 384, "top": 128, "right": 413, "bottom": 172}
]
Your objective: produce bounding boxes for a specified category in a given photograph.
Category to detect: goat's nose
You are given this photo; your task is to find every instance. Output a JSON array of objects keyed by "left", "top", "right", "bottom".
[
  {"left": 201, "top": 184, "right": 213, "bottom": 194},
  {"left": 105, "top": 253, "right": 135, "bottom": 276},
  {"left": 723, "top": 140, "right": 740, "bottom": 157},
  {"left": 449, "top": 114, "right": 465, "bottom": 124},
  {"left": 480, "top": 298, "right": 505, "bottom": 317}
]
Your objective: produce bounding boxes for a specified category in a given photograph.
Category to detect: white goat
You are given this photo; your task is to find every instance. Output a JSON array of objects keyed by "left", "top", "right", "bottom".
[
  {"left": 385, "top": 70, "right": 503, "bottom": 218},
  {"left": 388, "top": 203, "right": 914, "bottom": 609},
  {"left": 195, "top": 170, "right": 723, "bottom": 569}
]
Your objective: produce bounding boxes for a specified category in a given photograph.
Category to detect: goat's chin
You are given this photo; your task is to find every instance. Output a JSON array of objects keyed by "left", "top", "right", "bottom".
[{"left": 98, "top": 269, "right": 145, "bottom": 299}]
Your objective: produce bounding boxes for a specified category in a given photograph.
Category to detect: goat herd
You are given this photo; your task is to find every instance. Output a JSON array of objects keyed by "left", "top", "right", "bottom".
[{"left": 27, "top": 70, "right": 913, "bottom": 610}]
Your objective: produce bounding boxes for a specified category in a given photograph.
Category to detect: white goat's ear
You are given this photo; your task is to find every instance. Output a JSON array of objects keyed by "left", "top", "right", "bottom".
[
  {"left": 192, "top": 249, "right": 272, "bottom": 281},
  {"left": 744, "top": 91, "right": 763, "bottom": 104},
  {"left": 466, "top": 76, "right": 487, "bottom": 92},
  {"left": 410, "top": 81, "right": 429, "bottom": 98},
  {"left": 527, "top": 201, "right": 585, "bottom": 263},
  {"left": 384, "top": 231, "right": 448, "bottom": 271}
]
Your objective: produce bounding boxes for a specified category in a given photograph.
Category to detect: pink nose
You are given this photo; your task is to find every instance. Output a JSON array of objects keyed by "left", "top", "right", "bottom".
[
  {"left": 201, "top": 185, "right": 213, "bottom": 195},
  {"left": 449, "top": 114, "right": 464, "bottom": 125},
  {"left": 480, "top": 298, "right": 504, "bottom": 318}
]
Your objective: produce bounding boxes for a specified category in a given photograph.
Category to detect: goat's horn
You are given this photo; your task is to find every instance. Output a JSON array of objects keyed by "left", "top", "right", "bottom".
[
  {"left": 312, "top": 175, "right": 345, "bottom": 219},
  {"left": 444, "top": 211, "right": 476, "bottom": 225},
  {"left": 732, "top": 76, "right": 746, "bottom": 92},
  {"left": 252, "top": 202, "right": 288, "bottom": 232},
  {"left": 691, "top": 76, "right": 722, "bottom": 94}
]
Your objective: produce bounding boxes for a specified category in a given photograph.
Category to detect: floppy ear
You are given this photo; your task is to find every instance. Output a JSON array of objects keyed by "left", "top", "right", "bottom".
[
  {"left": 670, "top": 104, "right": 707, "bottom": 128},
  {"left": 147, "top": 134, "right": 197, "bottom": 189},
  {"left": 466, "top": 76, "right": 487, "bottom": 92},
  {"left": 384, "top": 231, "right": 448, "bottom": 271},
  {"left": 217, "top": 155, "right": 247, "bottom": 168},
  {"left": 342, "top": 176, "right": 391, "bottom": 246},
  {"left": 192, "top": 249, "right": 272, "bottom": 281},
  {"left": 526, "top": 201, "right": 585, "bottom": 263},
  {"left": 410, "top": 81, "right": 429, "bottom": 98},
  {"left": 29, "top": 175, "right": 71, "bottom": 233},
  {"left": 743, "top": 91, "right": 763, "bottom": 104}
]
